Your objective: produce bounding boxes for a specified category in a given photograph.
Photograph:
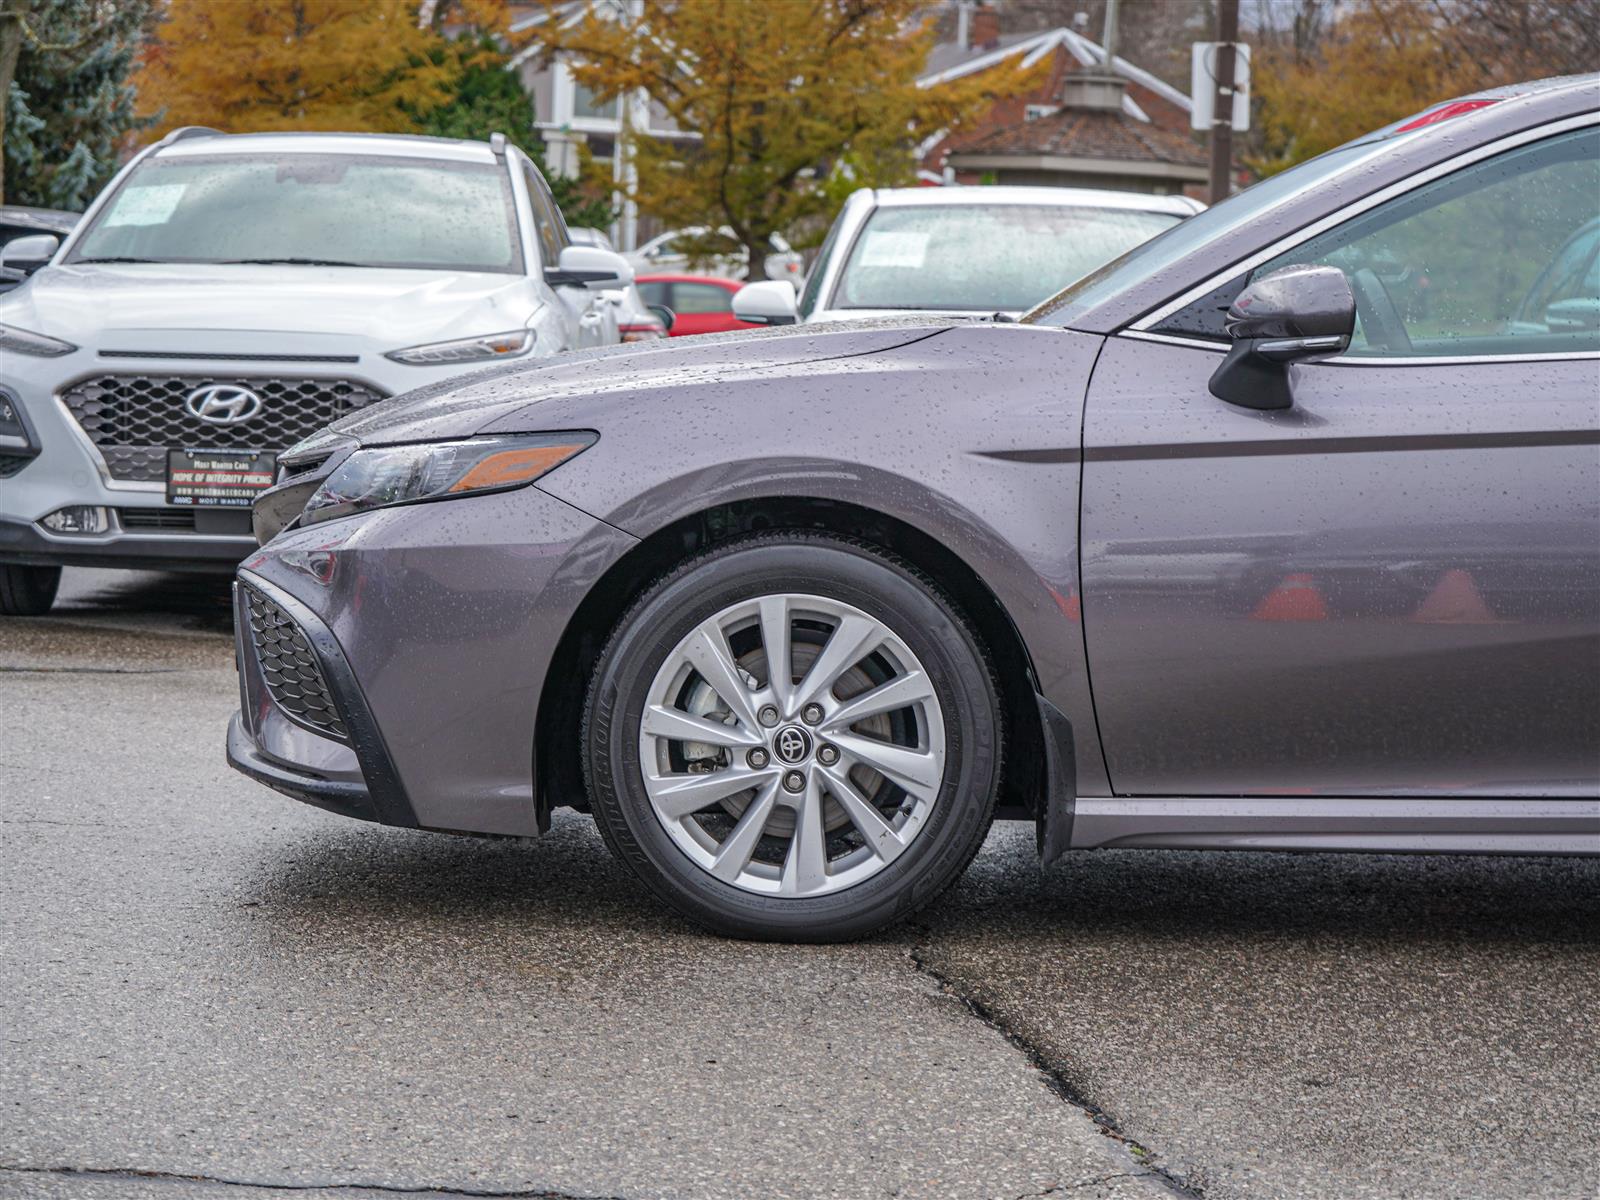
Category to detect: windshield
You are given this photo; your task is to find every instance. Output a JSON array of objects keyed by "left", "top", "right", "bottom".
[
  {"left": 71, "top": 153, "right": 522, "bottom": 273},
  {"left": 1021, "top": 139, "right": 1386, "bottom": 325},
  {"left": 833, "top": 203, "right": 1183, "bottom": 312}
]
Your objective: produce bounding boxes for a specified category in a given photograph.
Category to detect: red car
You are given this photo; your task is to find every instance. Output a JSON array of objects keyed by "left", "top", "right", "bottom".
[{"left": 636, "top": 273, "right": 764, "bottom": 336}]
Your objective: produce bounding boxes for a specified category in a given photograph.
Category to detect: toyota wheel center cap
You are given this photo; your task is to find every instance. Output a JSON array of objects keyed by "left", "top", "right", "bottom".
[{"left": 774, "top": 725, "right": 812, "bottom": 765}]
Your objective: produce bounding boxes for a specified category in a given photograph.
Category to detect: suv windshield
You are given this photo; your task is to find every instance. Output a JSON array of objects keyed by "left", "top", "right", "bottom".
[
  {"left": 71, "top": 153, "right": 521, "bottom": 273},
  {"left": 834, "top": 203, "right": 1183, "bottom": 312}
]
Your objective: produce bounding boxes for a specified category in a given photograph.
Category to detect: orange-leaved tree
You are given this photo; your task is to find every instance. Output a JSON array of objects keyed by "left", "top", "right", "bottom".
[
  {"left": 1249, "top": 0, "right": 1600, "bottom": 177},
  {"left": 520, "top": 0, "right": 1036, "bottom": 277},
  {"left": 139, "top": 0, "right": 463, "bottom": 137},
  {"left": 1249, "top": 1, "right": 1467, "bottom": 176}
]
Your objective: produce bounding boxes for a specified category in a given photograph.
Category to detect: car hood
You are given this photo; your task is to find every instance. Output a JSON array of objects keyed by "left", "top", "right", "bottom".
[
  {"left": 0, "top": 262, "right": 538, "bottom": 349},
  {"left": 325, "top": 316, "right": 960, "bottom": 446}
]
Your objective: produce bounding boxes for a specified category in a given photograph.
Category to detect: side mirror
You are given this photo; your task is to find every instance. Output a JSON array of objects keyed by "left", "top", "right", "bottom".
[
  {"left": 545, "top": 245, "right": 633, "bottom": 290},
  {"left": 0, "top": 234, "right": 60, "bottom": 275},
  {"left": 1209, "top": 264, "right": 1355, "bottom": 411},
  {"left": 647, "top": 304, "right": 675, "bottom": 333},
  {"left": 732, "top": 279, "right": 798, "bottom": 327}
]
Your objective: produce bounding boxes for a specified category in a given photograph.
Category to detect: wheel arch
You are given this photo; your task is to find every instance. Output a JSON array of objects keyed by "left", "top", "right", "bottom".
[{"left": 535, "top": 495, "right": 1050, "bottom": 829}]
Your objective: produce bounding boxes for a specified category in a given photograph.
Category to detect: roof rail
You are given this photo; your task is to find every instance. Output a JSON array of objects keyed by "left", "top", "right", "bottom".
[
  {"left": 156, "top": 126, "right": 224, "bottom": 148},
  {"left": 489, "top": 131, "right": 508, "bottom": 156}
]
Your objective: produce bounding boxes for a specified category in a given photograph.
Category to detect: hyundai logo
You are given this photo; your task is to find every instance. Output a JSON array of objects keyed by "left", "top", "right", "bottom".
[
  {"left": 774, "top": 726, "right": 812, "bottom": 765},
  {"left": 185, "top": 384, "right": 263, "bottom": 425}
]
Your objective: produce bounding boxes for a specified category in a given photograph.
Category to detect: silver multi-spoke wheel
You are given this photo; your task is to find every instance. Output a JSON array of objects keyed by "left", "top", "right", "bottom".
[{"left": 638, "top": 593, "right": 945, "bottom": 897}]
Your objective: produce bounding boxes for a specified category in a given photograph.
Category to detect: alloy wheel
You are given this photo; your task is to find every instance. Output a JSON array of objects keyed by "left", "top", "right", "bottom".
[{"left": 637, "top": 592, "right": 945, "bottom": 897}]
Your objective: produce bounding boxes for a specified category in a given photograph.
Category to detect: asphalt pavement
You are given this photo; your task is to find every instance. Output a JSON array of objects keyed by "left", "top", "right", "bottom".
[{"left": 2, "top": 569, "right": 1597, "bottom": 1200}]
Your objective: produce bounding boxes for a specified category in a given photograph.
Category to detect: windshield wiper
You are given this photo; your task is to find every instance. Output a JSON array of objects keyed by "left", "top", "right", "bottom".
[
  {"left": 218, "top": 257, "right": 370, "bottom": 267},
  {"left": 77, "top": 256, "right": 165, "bottom": 264}
]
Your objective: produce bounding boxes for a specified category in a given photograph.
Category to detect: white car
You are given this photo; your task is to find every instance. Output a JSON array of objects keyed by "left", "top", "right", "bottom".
[
  {"left": 0, "top": 128, "right": 633, "bottom": 614},
  {"left": 627, "top": 225, "right": 803, "bottom": 283},
  {"left": 733, "top": 185, "right": 1204, "bottom": 326},
  {"left": 572, "top": 226, "right": 671, "bottom": 342}
]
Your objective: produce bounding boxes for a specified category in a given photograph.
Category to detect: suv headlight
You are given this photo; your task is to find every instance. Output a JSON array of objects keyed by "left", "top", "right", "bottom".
[
  {"left": 301, "top": 433, "right": 595, "bottom": 526},
  {"left": 0, "top": 322, "right": 76, "bottom": 357},
  {"left": 385, "top": 329, "right": 535, "bottom": 365}
]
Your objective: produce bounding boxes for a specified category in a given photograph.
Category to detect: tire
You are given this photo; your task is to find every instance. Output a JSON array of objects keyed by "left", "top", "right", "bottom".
[
  {"left": 583, "top": 533, "right": 1001, "bottom": 942},
  {"left": 0, "top": 564, "right": 61, "bottom": 616}
]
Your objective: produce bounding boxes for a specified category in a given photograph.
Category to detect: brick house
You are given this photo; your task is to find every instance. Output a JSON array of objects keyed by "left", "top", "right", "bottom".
[{"left": 916, "top": 9, "right": 1208, "bottom": 197}]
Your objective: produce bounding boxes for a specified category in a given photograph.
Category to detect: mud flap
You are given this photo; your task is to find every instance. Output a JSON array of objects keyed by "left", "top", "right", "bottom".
[{"left": 1035, "top": 696, "right": 1077, "bottom": 867}]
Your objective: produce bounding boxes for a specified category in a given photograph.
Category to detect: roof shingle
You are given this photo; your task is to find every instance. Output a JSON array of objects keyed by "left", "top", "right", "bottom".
[{"left": 952, "top": 107, "right": 1206, "bottom": 167}]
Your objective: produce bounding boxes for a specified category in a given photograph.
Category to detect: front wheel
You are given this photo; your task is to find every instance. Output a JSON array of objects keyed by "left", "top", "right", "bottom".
[
  {"left": 583, "top": 534, "right": 1001, "bottom": 942},
  {"left": 0, "top": 564, "right": 61, "bottom": 615}
]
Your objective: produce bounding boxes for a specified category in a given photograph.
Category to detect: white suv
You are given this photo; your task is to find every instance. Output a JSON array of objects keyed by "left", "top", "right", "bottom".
[{"left": 0, "top": 128, "right": 632, "bottom": 614}]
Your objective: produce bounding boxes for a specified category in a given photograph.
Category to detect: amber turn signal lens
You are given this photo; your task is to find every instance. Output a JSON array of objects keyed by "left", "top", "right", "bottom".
[{"left": 447, "top": 443, "right": 590, "bottom": 493}]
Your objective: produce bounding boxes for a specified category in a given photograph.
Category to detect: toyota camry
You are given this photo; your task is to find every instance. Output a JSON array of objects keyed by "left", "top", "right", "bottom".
[{"left": 228, "top": 76, "right": 1599, "bottom": 941}]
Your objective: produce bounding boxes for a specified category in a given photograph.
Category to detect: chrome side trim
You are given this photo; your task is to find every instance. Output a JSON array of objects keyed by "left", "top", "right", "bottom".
[
  {"left": 1122, "top": 329, "right": 1226, "bottom": 353},
  {"left": 1119, "top": 328, "right": 1600, "bottom": 366},
  {"left": 1070, "top": 797, "right": 1600, "bottom": 855},
  {"left": 1321, "top": 350, "right": 1600, "bottom": 367},
  {"left": 1131, "top": 113, "right": 1600, "bottom": 333}
]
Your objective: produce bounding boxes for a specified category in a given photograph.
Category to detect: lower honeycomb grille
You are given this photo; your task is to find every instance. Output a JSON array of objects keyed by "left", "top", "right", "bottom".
[{"left": 243, "top": 585, "right": 349, "bottom": 741}]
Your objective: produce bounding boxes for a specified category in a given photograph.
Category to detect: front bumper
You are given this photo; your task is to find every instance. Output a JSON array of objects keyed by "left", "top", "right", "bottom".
[
  {"left": 0, "top": 513, "right": 254, "bottom": 572},
  {"left": 0, "top": 341, "right": 471, "bottom": 574},
  {"left": 228, "top": 573, "right": 417, "bottom": 828},
  {"left": 227, "top": 712, "right": 381, "bottom": 823},
  {"left": 226, "top": 484, "right": 638, "bottom": 836}
]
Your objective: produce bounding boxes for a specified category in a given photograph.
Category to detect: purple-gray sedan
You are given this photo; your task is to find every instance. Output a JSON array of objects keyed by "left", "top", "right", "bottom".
[{"left": 229, "top": 75, "right": 1600, "bottom": 940}]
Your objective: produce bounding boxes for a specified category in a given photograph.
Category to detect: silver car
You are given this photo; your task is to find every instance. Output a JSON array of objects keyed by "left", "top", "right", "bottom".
[
  {"left": 733, "top": 185, "right": 1203, "bottom": 325},
  {"left": 571, "top": 227, "right": 672, "bottom": 342},
  {"left": 627, "top": 225, "right": 803, "bottom": 283},
  {"left": 0, "top": 128, "right": 633, "bottom": 614}
]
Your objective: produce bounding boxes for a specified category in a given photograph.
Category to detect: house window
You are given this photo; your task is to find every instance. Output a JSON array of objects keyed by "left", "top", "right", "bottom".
[
  {"left": 573, "top": 80, "right": 617, "bottom": 122},
  {"left": 1025, "top": 104, "right": 1059, "bottom": 122}
]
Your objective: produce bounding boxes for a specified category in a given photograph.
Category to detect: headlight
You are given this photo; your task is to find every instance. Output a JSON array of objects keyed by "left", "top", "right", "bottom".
[
  {"left": 300, "top": 433, "right": 595, "bottom": 526},
  {"left": 385, "top": 329, "right": 535, "bottom": 365},
  {"left": 0, "top": 322, "right": 76, "bottom": 357}
]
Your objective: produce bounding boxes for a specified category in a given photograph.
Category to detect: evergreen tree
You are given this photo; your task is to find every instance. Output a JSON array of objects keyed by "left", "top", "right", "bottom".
[{"left": 1, "top": 0, "right": 154, "bottom": 209}]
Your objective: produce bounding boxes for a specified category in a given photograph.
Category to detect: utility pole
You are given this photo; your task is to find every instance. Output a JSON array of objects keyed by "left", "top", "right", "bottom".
[{"left": 1208, "top": 0, "right": 1239, "bottom": 204}]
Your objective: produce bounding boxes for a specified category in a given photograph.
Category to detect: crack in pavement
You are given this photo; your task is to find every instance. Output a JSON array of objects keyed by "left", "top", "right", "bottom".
[
  {"left": 1009, "top": 1176, "right": 1158, "bottom": 1199},
  {"left": 905, "top": 939, "right": 1203, "bottom": 1199},
  {"left": 0, "top": 1165, "right": 628, "bottom": 1199}
]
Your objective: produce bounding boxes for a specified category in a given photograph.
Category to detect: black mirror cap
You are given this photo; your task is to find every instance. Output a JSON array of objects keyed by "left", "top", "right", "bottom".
[
  {"left": 1224, "top": 264, "right": 1356, "bottom": 342},
  {"left": 646, "top": 303, "right": 676, "bottom": 332},
  {"left": 1210, "top": 265, "right": 1356, "bottom": 411}
]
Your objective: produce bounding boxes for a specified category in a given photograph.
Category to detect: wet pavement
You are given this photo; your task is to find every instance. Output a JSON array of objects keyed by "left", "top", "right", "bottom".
[{"left": 3, "top": 569, "right": 1597, "bottom": 1200}]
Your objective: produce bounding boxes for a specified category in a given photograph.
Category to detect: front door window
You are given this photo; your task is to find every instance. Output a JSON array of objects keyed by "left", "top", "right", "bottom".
[{"left": 1254, "top": 127, "right": 1600, "bottom": 357}]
